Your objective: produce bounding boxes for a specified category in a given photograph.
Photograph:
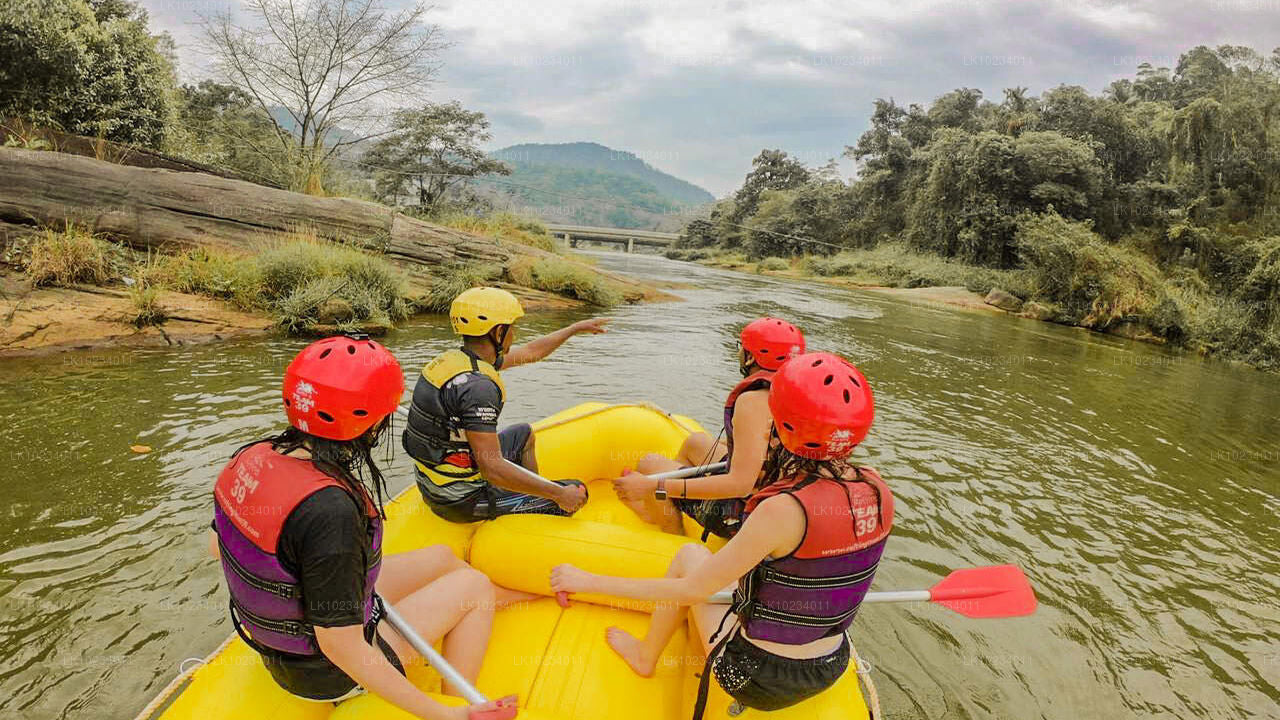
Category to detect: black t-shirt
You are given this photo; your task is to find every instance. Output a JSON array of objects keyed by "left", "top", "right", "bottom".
[
  {"left": 253, "top": 487, "right": 388, "bottom": 699},
  {"left": 439, "top": 371, "right": 504, "bottom": 433}
]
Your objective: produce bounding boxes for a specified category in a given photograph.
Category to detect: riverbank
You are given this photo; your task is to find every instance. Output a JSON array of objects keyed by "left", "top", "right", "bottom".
[
  {"left": 0, "top": 270, "right": 610, "bottom": 356},
  {"left": 670, "top": 244, "right": 1263, "bottom": 361},
  {"left": 0, "top": 148, "right": 674, "bottom": 355}
]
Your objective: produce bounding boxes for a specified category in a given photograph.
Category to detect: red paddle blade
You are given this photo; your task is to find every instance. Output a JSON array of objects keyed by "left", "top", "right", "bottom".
[{"left": 929, "top": 565, "right": 1037, "bottom": 619}]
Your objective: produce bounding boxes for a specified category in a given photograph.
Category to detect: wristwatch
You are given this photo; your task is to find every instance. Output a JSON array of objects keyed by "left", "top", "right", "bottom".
[{"left": 654, "top": 478, "right": 668, "bottom": 500}]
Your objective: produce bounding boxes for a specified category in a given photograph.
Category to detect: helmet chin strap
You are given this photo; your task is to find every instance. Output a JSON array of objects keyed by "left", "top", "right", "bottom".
[{"left": 487, "top": 325, "right": 510, "bottom": 366}]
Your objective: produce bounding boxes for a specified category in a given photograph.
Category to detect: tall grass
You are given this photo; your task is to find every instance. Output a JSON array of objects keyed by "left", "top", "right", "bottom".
[
  {"left": 26, "top": 225, "right": 116, "bottom": 287},
  {"left": 418, "top": 263, "right": 503, "bottom": 313},
  {"left": 507, "top": 256, "right": 624, "bottom": 306},
  {"left": 803, "top": 243, "right": 1027, "bottom": 295}
]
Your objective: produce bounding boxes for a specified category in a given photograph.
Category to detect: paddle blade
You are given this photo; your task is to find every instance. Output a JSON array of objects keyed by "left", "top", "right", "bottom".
[{"left": 929, "top": 565, "right": 1037, "bottom": 619}]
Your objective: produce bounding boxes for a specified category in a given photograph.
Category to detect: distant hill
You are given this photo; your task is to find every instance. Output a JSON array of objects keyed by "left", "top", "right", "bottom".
[{"left": 483, "top": 142, "right": 714, "bottom": 231}]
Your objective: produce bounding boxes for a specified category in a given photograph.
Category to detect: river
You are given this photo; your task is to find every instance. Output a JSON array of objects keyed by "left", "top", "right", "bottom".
[{"left": 0, "top": 251, "right": 1276, "bottom": 719}]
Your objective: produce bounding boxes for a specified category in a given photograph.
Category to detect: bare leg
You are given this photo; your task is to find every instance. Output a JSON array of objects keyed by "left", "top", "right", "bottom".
[
  {"left": 379, "top": 566, "right": 496, "bottom": 695},
  {"left": 676, "top": 433, "right": 728, "bottom": 468},
  {"left": 605, "top": 544, "right": 712, "bottom": 677},
  {"left": 376, "top": 545, "right": 468, "bottom": 603}
]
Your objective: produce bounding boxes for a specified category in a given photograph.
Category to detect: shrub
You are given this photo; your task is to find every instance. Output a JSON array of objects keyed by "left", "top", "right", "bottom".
[
  {"left": 801, "top": 243, "right": 1028, "bottom": 295},
  {"left": 253, "top": 230, "right": 409, "bottom": 333},
  {"left": 1015, "top": 212, "right": 1168, "bottom": 329},
  {"left": 507, "top": 256, "right": 623, "bottom": 306},
  {"left": 758, "top": 256, "right": 789, "bottom": 271},
  {"left": 419, "top": 263, "right": 503, "bottom": 313},
  {"left": 152, "top": 247, "right": 257, "bottom": 307},
  {"left": 26, "top": 225, "right": 115, "bottom": 287}
]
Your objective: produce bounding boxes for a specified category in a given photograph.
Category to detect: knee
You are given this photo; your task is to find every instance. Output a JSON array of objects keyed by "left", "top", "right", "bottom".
[
  {"left": 459, "top": 567, "right": 496, "bottom": 608},
  {"left": 672, "top": 543, "right": 712, "bottom": 575},
  {"left": 636, "top": 452, "right": 668, "bottom": 474},
  {"left": 423, "top": 543, "right": 463, "bottom": 569}
]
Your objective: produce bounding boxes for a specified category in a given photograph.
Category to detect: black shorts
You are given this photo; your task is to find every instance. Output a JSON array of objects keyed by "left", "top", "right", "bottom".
[
  {"left": 712, "top": 631, "right": 850, "bottom": 712},
  {"left": 672, "top": 497, "right": 746, "bottom": 539},
  {"left": 265, "top": 596, "right": 406, "bottom": 701},
  {"left": 426, "top": 424, "right": 587, "bottom": 523},
  {"left": 670, "top": 453, "right": 745, "bottom": 539}
]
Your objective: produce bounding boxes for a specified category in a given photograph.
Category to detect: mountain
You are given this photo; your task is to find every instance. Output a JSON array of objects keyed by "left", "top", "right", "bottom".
[{"left": 484, "top": 142, "right": 715, "bottom": 231}]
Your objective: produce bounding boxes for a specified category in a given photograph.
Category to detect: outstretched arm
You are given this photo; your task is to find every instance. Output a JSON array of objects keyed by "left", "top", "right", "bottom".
[{"left": 503, "top": 318, "right": 610, "bottom": 368}]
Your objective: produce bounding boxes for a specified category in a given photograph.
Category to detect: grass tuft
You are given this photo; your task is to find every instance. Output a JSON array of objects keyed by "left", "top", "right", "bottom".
[
  {"left": 26, "top": 225, "right": 116, "bottom": 287},
  {"left": 507, "top": 256, "right": 624, "bottom": 306}
]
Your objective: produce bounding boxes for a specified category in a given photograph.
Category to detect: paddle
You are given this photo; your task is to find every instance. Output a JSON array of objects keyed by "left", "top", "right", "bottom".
[
  {"left": 704, "top": 564, "right": 1038, "bottom": 619},
  {"left": 381, "top": 602, "right": 518, "bottom": 720}
]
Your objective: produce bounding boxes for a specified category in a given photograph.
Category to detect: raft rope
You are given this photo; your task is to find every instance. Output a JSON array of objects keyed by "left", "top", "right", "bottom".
[
  {"left": 130, "top": 634, "right": 236, "bottom": 720},
  {"left": 851, "top": 641, "right": 883, "bottom": 720}
]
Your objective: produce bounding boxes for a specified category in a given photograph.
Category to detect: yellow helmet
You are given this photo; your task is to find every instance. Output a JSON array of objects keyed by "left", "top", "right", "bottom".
[{"left": 450, "top": 286, "right": 525, "bottom": 336}]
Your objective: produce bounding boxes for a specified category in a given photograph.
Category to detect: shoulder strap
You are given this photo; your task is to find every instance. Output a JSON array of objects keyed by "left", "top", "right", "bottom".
[
  {"left": 724, "top": 369, "right": 773, "bottom": 410},
  {"left": 423, "top": 349, "right": 506, "bottom": 401}
]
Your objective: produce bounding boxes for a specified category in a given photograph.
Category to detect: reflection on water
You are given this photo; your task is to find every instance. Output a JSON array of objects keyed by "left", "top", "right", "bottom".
[{"left": 0, "top": 251, "right": 1276, "bottom": 719}]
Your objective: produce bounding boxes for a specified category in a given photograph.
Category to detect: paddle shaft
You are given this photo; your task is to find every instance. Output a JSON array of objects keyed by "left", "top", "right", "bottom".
[
  {"left": 707, "top": 589, "right": 929, "bottom": 604},
  {"left": 381, "top": 601, "right": 489, "bottom": 705}
]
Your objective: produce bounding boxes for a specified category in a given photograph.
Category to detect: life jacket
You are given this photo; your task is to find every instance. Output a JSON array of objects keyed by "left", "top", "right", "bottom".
[
  {"left": 212, "top": 442, "right": 382, "bottom": 657},
  {"left": 731, "top": 468, "right": 892, "bottom": 645},
  {"left": 402, "top": 348, "right": 506, "bottom": 495},
  {"left": 722, "top": 369, "right": 773, "bottom": 468}
]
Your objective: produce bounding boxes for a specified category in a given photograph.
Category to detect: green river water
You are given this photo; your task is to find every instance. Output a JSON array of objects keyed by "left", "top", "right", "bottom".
[{"left": 0, "top": 252, "right": 1276, "bottom": 719}]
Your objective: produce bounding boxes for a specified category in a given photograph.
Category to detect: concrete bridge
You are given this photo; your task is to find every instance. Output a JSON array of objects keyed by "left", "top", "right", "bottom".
[{"left": 545, "top": 224, "right": 679, "bottom": 253}]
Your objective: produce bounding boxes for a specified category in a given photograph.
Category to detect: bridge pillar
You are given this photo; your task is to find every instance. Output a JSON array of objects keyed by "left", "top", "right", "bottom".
[
  {"left": 568, "top": 234, "right": 577, "bottom": 248},
  {"left": 627, "top": 237, "right": 635, "bottom": 253}
]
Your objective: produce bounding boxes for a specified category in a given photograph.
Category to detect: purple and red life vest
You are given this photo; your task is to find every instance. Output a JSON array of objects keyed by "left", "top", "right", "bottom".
[
  {"left": 213, "top": 442, "right": 382, "bottom": 656},
  {"left": 733, "top": 468, "right": 893, "bottom": 645},
  {"left": 722, "top": 369, "right": 773, "bottom": 469}
]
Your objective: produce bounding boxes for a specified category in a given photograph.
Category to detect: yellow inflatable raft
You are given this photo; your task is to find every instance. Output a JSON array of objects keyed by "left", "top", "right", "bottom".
[{"left": 143, "top": 403, "right": 877, "bottom": 720}]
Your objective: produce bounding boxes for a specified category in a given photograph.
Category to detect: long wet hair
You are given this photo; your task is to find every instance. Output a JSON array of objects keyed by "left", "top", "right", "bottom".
[
  {"left": 757, "top": 427, "right": 884, "bottom": 539},
  {"left": 234, "top": 416, "right": 393, "bottom": 519}
]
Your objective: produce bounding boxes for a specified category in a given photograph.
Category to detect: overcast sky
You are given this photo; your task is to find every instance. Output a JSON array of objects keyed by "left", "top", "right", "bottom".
[{"left": 143, "top": 0, "right": 1280, "bottom": 196}]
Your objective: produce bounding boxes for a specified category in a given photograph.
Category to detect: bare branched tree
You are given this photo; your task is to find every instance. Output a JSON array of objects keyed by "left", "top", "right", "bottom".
[{"left": 202, "top": 0, "right": 444, "bottom": 194}]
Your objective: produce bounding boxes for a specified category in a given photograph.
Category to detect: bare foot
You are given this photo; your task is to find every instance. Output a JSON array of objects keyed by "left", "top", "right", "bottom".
[{"left": 605, "top": 626, "right": 657, "bottom": 677}]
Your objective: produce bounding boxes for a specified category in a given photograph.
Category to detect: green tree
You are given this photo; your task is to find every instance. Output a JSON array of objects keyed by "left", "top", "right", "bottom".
[
  {"left": 0, "top": 0, "right": 176, "bottom": 146},
  {"left": 364, "top": 102, "right": 511, "bottom": 212},
  {"left": 728, "top": 150, "right": 811, "bottom": 227}
]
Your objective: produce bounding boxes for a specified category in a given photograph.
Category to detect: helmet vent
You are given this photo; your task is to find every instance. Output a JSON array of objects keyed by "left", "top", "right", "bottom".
[
  {"left": 319, "top": 348, "right": 332, "bottom": 359},
  {"left": 317, "top": 411, "right": 335, "bottom": 422},
  {"left": 283, "top": 398, "right": 292, "bottom": 407},
  {"left": 782, "top": 422, "right": 795, "bottom": 431},
  {"left": 459, "top": 317, "right": 469, "bottom": 324},
  {"left": 478, "top": 314, "right": 488, "bottom": 321},
  {"left": 353, "top": 409, "right": 368, "bottom": 417},
  {"left": 804, "top": 442, "right": 821, "bottom": 448},
  {"left": 849, "top": 375, "right": 861, "bottom": 387},
  {"left": 843, "top": 389, "right": 851, "bottom": 403},
  {"left": 811, "top": 359, "right": 823, "bottom": 367},
  {"left": 823, "top": 374, "right": 833, "bottom": 385},
  {"left": 346, "top": 345, "right": 356, "bottom": 355}
]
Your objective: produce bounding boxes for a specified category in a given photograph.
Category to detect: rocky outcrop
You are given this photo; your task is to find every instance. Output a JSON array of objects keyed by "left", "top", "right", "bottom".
[
  {"left": 983, "top": 288, "right": 1024, "bottom": 313},
  {"left": 0, "top": 148, "right": 530, "bottom": 271}
]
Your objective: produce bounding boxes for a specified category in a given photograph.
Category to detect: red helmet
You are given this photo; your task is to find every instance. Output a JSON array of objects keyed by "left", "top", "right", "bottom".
[
  {"left": 740, "top": 317, "right": 805, "bottom": 371},
  {"left": 769, "top": 352, "right": 874, "bottom": 460},
  {"left": 282, "top": 336, "right": 404, "bottom": 441}
]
